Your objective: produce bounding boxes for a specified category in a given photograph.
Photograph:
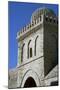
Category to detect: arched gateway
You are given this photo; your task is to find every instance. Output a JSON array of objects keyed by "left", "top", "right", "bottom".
[
  {"left": 24, "top": 77, "right": 36, "bottom": 87},
  {"left": 21, "top": 70, "right": 40, "bottom": 88}
]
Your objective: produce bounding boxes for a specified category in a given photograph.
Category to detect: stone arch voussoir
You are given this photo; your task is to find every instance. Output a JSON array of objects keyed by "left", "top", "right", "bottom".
[{"left": 20, "top": 69, "right": 40, "bottom": 87}]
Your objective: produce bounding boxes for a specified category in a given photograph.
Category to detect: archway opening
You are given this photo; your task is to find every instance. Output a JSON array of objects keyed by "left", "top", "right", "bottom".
[{"left": 24, "top": 77, "right": 36, "bottom": 87}]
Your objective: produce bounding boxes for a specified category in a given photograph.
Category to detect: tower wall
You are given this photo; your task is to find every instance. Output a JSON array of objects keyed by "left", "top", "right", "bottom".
[{"left": 44, "top": 16, "right": 58, "bottom": 76}]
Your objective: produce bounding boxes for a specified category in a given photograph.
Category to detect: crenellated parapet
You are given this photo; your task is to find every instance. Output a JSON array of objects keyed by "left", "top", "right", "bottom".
[
  {"left": 44, "top": 15, "right": 58, "bottom": 24},
  {"left": 17, "top": 15, "right": 43, "bottom": 40},
  {"left": 16, "top": 8, "right": 58, "bottom": 40}
]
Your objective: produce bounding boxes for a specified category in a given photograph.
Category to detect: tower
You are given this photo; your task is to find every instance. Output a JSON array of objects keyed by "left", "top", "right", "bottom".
[
  {"left": 8, "top": 8, "right": 58, "bottom": 88},
  {"left": 16, "top": 8, "right": 58, "bottom": 87}
]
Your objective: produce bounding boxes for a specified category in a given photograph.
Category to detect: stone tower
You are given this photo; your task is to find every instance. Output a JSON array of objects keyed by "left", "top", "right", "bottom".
[{"left": 8, "top": 8, "right": 58, "bottom": 88}]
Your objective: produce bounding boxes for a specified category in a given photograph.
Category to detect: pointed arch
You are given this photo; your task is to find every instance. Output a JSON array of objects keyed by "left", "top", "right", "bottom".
[
  {"left": 21, "top": 43, "right": 25, "bottom": 62},
  {"left": 27, "top": 40, "right": 32, "bottom": 58},
  {"left": 20, "top": 69, "right": 40, "bottom": 87},
  {"left": 35, "top": 36, "right": 39, "bottom": 56},
  {"left": 24, "top": 77, "right": 36, "bottom": 87}
]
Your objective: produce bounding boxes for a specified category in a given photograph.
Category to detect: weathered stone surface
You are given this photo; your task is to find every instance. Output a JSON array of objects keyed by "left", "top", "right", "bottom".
[{"left": 8, "top": 8, "right": 58, "bottom": 88}]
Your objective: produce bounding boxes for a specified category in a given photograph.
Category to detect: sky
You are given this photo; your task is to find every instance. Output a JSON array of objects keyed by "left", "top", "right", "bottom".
[{"left": 8, "top": 1, "right": 58, "bottom": 69}]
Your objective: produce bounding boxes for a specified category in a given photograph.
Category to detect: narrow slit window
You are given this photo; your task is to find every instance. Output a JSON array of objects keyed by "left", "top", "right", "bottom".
[
  {"left": 28, "top": 40, "right": 31, "bottom": 58},
  {"left": 35, "top": 36, "right": 39, "bottom": 56},
  {"left": 21, "top": 44, "right": 25, "bottom": 62},
  {"left": 30, "top": 48, "right": 32, "bottom": 57}
]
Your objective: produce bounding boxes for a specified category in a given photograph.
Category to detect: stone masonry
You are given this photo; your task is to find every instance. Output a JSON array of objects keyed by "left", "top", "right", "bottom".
[{"left": 8, "top": 8, "right": 58, "bottom": 88}]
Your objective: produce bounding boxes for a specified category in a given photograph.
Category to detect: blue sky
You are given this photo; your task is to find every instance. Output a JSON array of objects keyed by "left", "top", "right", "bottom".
[{"left": 8, "top": 1, "right": 58, "bottom": 69}]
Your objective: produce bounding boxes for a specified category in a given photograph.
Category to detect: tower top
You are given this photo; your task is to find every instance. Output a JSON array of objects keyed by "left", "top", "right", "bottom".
[
  {"left": 31, "top": 8, "right": 56, "bottom": 21},
  {"left": 17, "top": 8, "right": 57, "bottom": 40}
]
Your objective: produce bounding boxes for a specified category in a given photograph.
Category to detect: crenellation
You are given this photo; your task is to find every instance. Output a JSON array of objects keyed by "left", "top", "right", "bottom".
[
  {"left": 53, "top": 18, "right": 56, "bottom": 23},
  {"left": 17, "top": 16, "right": 43, "bottom": 39},
  {"left": 17, "top": 32, "right": 20, "bottom": 36},
  {"left": 17, "top": 14, "right": 57, "bottom": 41},
  {"left": 45, "top": 15, "right": 58, "bottom": 24}
]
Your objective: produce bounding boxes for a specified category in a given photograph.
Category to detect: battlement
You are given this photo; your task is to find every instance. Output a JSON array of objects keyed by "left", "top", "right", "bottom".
[
  {"left": 45, "top": 16, "right": 58, "bottom": 24},
  {"left": 16, "top": 8, "right": 58, "bottom": 40},
  {"left": 17, "top": 16, "right": 57, "bottom": 40},
  {"left": 31, "top": 8, "right": 56, "bottom": 21},
  {"left": 17, "top": 15, "right": 43, "bottom": 39}
]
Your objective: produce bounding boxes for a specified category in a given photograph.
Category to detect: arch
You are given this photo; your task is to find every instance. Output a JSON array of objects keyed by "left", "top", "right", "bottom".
[
  {"left": 27, "top": 40, "right": 32, "bottom": 58},
  {"left": 20, "top": 69, "right": 40, "bottom": 87},
  {"left": 35, "top": 36, "right": 39, "bottom": 56},
  {"left": 24, "top": 77, "right": 36, "bottom": 87},
  {"left": 21, "top": 43, "right": 25, "bottom": 62}
]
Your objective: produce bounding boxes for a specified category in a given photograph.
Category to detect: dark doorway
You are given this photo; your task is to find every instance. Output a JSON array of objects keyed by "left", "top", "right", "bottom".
[{"left": 24, "top": 77, "right": 36, "bottom": 87}]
